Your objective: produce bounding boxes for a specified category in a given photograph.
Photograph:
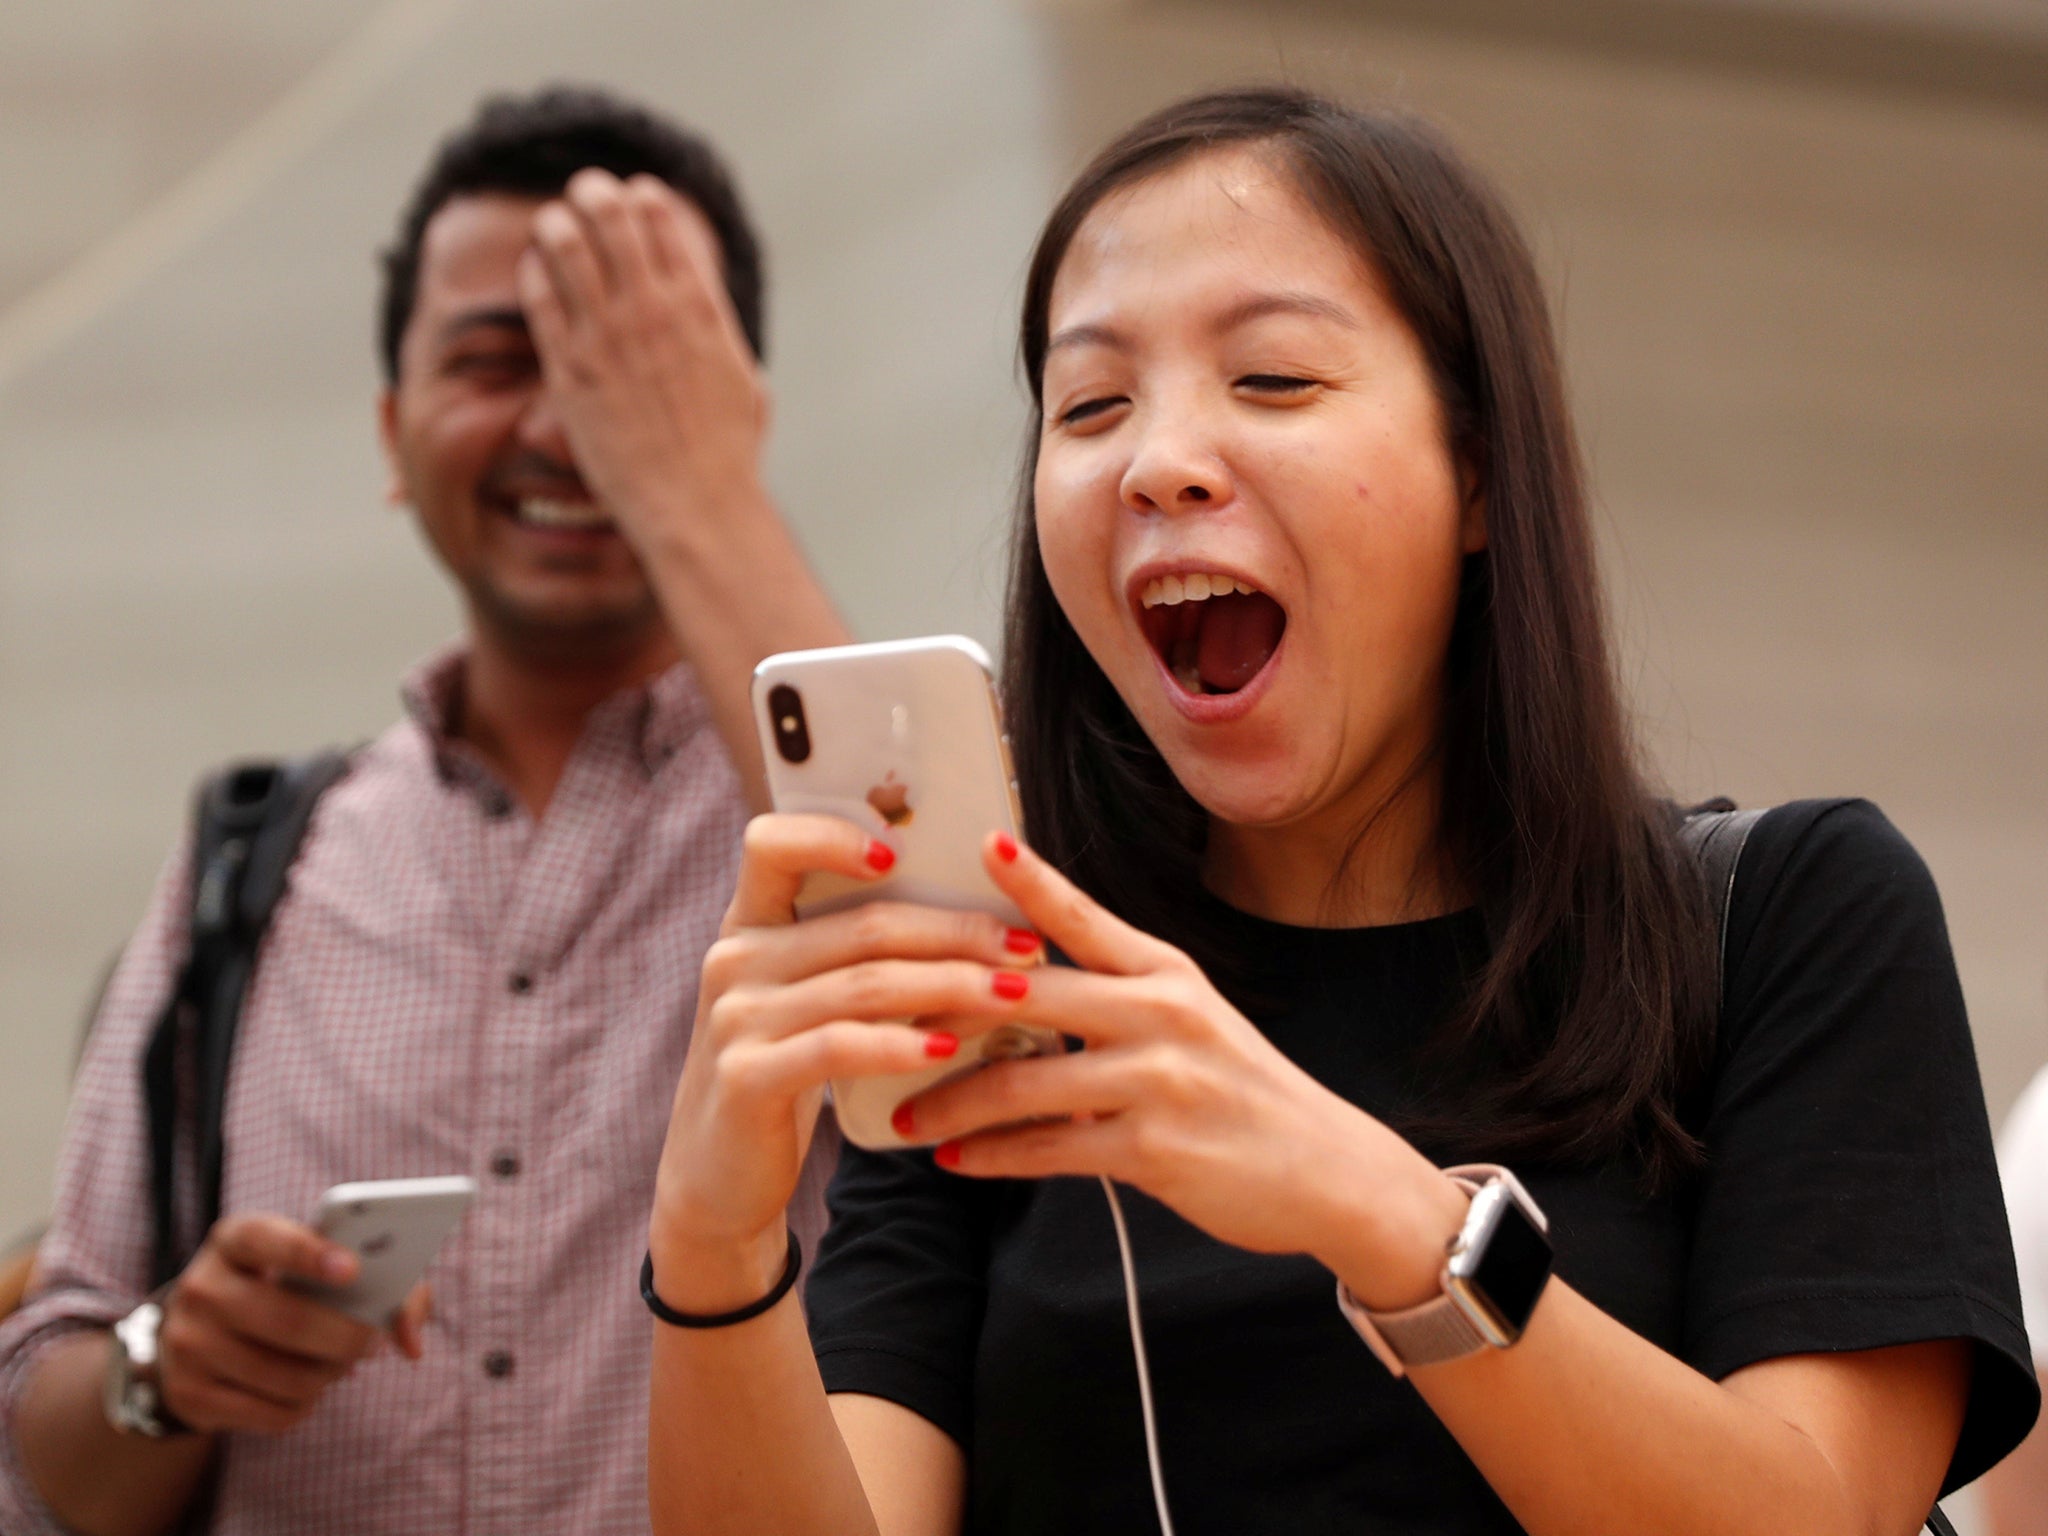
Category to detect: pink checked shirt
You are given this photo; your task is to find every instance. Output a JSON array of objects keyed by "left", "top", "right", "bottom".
[{"left": 0, "top": 648, "right": 838, "bottom": 1535}]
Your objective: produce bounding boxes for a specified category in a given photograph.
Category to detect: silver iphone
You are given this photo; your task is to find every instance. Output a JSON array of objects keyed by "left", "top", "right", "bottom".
[
  {"left": 752, "top": 636, "right": 1064, "bottom": 1150},
  {"left": 291, "top": 1175, "right": 477, "bottom": 1327}
]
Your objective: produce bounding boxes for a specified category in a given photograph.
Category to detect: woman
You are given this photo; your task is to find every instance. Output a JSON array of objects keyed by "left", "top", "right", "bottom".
[{"left": 644, "top": 88, "right": 2037, "bottom": 1534}]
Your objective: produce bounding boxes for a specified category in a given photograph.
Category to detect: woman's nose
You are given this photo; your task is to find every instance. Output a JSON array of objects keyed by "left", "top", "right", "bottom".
[{"left": 1118, "top": 411, "right": 1230, "bottom": 515}]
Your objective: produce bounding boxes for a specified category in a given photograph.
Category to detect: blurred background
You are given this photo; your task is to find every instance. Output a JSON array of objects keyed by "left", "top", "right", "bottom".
[{"left": 1, "top": 0, "right": 2042, "bottom": 1515}]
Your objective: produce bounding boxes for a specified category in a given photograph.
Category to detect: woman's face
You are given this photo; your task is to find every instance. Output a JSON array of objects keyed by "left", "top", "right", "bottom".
[{"left": 1035, "top": 145, "right": 1485, "bottom": 845}]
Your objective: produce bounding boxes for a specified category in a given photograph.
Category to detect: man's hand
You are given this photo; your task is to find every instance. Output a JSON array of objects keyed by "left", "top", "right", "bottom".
[
  {"left": 516, "top": 167, "right": 769, "bottom": 561},
  {"left": 156, "top": 1214, "right": 429, "bottom": 1435},
  {"left": 512, "top": 164, "right": 849, "bottom": 810}
]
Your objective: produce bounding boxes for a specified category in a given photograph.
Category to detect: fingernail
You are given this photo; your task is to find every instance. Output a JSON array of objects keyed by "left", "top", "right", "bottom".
[
  {"left": 865, "top": 840, "right": 896, "bottom": 873},
  {"left": 892, "top": 1101, "right": 917, "bottom": 1136},
  {"left": 993, "top": 832, "right": 1019, "bottom": 863},
  {"left": 322, "top": 1249, "right": 355, "bottom": 1282},
  {"left": 923, "top": 1031, "right": 959, "bottom": 1059},
  {"left": 992, "top": 971, "right": 1029, "bottom": 1002},
  {"left": 1003, "top": 927, "right": 1041, "bottom": 955},
  {"left": 934, "top": 1141, "right": 962, "bottom": 1170}
]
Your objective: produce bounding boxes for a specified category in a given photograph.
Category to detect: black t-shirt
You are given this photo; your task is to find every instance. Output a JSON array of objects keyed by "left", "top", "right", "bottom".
[{"left": 806, "top": 800, "right": 2039, "bottom": 1534}]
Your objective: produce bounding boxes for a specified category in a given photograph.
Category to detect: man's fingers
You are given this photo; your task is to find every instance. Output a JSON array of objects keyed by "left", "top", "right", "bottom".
[
  {"left": 630, "top": 175, "right": 754, "bottom": 360},
  {"left": 530, "top": 200, "right": 607, "bottom": 323},
  {"left": 517, "top": 249, "right": 570, "bottom": 364},
  {"left": 982, "top": 833, "right": 1172, "bottom": 977},
  {"left": 393, "top": 1283, "right": 432, "bottom": 1360},
  {"left": 208, "top": 1213, "right": 355, "bottom": 1286},
  {"left": 166, "top": 1363, "right": 320, "bottom": 1437},
  {"left": 725, "top": 813, "right": 895, "bottom": 931},
  {"left": 164, "top": 1318, "right": 347, "bottom": 1409},
  {"left": 184, "top": 1251, "right": 380, "bottom": 1365},
  {"left": 564, "top": 167, "right": 659, "bottom": 301}
]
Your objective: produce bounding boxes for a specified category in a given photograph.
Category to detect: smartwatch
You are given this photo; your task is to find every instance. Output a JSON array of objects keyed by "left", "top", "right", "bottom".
[
  {"left": 103, "top": 1293, "right": 190, "bottom": 1437},
  {"left": 1336, "top": 1164, "right": 1554, "bottom": 1378}
]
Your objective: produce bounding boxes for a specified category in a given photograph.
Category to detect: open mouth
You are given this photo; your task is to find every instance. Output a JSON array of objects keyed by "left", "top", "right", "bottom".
[{"left": 1137, "top": 571, "right": 1287, "bottom": 697}]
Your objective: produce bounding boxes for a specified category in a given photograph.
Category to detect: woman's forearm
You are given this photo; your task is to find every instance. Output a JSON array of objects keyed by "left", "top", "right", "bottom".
[
  {"left": 1392, "top": 1277, "right": 1962, "bottom": 1536},
  {"left": 1280, "top": 1112, "right": 1966, "bottom": 1536},
  {"left": 646, "top": 1234, "right": 883, "bottom": 1536}
]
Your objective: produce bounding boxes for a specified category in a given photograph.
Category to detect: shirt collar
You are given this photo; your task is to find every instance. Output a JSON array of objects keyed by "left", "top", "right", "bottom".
[{"left": 400, "top": 644, "right": 715, "bottom": 802}]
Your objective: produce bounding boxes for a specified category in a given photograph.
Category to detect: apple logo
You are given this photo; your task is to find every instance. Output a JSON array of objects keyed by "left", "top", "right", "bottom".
[
  {"left": 866, "top": 774, "right": 913, "bottom": 828},
  {"left": 361, "top": 1233, "right": 394, "bottom": 1258}
]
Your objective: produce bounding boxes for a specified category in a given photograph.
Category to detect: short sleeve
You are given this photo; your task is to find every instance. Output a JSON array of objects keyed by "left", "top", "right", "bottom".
[
  {"left": 1997, "top": 1066, "right": 2048, "bottom": 1362},
  {"left": 804, "top": 1141, "right": 997, "bottom": 1450},
  {"left": 1682, "top": 799, "right": 2039, "bottom": 1492}
]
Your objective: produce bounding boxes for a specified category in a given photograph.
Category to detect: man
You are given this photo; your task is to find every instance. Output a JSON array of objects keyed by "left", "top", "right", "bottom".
[{"left": 0, "top": 86, "right": 846, "bottom": 1536}]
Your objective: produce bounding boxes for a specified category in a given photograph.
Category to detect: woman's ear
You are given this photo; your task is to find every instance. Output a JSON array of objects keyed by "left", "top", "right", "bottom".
[{"left": 1456, "top": 454, "right": 1488, "bottom": 554}]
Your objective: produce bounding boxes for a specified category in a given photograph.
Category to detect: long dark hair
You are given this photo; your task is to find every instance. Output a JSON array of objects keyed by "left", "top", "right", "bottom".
[{"left": 1002, "top": 87, "right": 1718, "bottom": 1188}]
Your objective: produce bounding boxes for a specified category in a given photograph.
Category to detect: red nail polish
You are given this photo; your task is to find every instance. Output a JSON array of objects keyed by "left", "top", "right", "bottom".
[
  {"left": 992, "top": 971, "right": 1029, "bottom": 1002},
  {"left": 993, "top": 832, "right": 1019, "bottom": 863},
  {"left": 934, "top": 1141, "right": 962, "bottom": 1170},
  {"left": 923, "top": 1031, "right": 959, "bottom": 1059},
  {"left": 865, "top": 840, "right": 896, "bottom": 873},
  {"left": 1003, "top": 927, "right": 1040, "bottom": 955},
  {"left": 892, "top": 1101, "right": 917, "bottom": 1136}
]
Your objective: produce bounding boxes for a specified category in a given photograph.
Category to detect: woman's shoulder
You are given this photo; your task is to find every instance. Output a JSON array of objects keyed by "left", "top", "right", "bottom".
[
  {"left": 1719, "top": 798, "right": 1951, "bottom": 1029},
  {"left": 1733, "top": 796, "right": 1934, "bottom": 907}
]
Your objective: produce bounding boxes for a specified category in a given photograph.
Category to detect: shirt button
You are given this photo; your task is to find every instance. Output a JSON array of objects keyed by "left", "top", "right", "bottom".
[
  {"left": 491, "top": 1150, "right": 521, "bottom": 1180},
  {"left": 483, "top": 1350, "right": 514, "bottom": 1379},
  {"left": 483, "top": 791, "right": 513, "bottom": 819},
  {"left": 507, "top": 971, "right": 533, "bottom": 995}
]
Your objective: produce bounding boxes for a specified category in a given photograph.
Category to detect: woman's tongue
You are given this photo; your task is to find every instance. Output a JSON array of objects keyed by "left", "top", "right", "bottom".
[{"left": 1168, "top": 590, "right": 1286, "bottom": 696}]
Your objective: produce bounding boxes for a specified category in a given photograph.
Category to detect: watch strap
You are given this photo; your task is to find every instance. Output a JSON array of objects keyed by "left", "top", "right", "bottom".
[
  {"left": 1341, "top": 1281, "right": 1490, "bottom": 1373},
  {"left": 1336, "top": 1165, "right": 1544, "bottom": 1379}
]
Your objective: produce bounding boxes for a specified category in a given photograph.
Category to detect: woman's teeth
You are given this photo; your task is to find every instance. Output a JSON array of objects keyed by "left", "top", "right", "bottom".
[
  {"left": 1139, "top": 572, "right": 1260, "bottom": 608},
  {"left": 516, "top": 497, "right": 611, "bottom": 529}
]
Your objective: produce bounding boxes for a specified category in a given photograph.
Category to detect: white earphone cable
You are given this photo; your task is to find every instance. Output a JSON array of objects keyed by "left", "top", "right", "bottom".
[{"left": 1099, "top": 1174, "right": 1177, "bottom": 1536}]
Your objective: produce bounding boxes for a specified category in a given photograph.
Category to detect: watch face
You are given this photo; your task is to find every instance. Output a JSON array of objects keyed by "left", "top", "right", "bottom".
[{"left": 1454, "top": 1187, "right": 1554, "bottom": 1339}]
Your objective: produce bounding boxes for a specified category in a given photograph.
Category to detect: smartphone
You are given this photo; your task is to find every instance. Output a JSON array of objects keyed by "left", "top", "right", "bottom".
[
  {"left": 290, "top": 1175, "right": 476, "bottom": 1327},
  {"left": 753, "top": 635, "right": 1063, "bottom": 1150}
]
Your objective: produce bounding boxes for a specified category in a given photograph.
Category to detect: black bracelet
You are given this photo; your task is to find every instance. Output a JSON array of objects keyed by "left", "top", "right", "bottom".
[{"left": 641, "top": 1230, "right": 802, "bottom": 1329}]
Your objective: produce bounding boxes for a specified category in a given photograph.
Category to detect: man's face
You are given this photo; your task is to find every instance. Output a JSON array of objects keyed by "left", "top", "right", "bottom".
[{"left": 378, "top": 193, "right": 661, "bottom": 660}]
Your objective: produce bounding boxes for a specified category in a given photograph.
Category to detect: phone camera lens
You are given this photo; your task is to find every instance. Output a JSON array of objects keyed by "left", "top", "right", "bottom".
[{"left": 767, "top": 683, "right": 811, "bottom": 764}]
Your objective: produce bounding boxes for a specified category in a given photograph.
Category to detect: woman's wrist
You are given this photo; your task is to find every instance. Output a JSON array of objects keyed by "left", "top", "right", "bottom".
[
  {"left": 645, "top": 1218, "right": 792, "bottom": 1317},
  {"left": 1302, "top": 1116, "right": 1471, "bottom": 1313}
]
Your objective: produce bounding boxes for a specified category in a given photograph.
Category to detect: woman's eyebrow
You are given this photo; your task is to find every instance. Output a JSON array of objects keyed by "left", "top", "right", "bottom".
[
  {"left": 1213, "top": 291, "right": 1359, "bottom": 333},
  {"left": 1045, "top": 321, "right": 1124, "bottom": 358}
]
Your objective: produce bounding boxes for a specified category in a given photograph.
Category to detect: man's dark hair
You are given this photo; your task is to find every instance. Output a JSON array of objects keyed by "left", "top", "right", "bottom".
[{"left": 378, "top": 84, "right": 765, "bottom": 383}]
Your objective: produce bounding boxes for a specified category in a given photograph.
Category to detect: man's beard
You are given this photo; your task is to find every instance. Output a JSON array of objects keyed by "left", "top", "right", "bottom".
[{"left": 466, "top": 578, "right": 669, "bottom": 668}]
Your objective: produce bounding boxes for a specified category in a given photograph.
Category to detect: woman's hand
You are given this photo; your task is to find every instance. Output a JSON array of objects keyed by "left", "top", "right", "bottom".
[
  {"left": 901, "top": 833, "right": 1467, "bottom": 1304},
  {"left": 648, "top": 813, "right": 1045, "bottom": 1309}
]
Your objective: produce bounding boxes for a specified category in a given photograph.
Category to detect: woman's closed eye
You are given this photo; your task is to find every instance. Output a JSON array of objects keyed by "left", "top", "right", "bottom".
[
  {"left": 1056, "top": 394, "right": 1129, "bottom": 428},
  {"left": 1236, "top": 373, "right": 1317, "bottom": 397}
]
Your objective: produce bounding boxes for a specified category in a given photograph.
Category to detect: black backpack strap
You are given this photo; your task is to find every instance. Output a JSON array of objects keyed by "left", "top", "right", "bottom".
[
  {"left": 141, "top": 750, "right": 352, "bottom": 1286},
  {"left": 1677, "top": 802, "right": 1765, "bottom": 1016}
]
